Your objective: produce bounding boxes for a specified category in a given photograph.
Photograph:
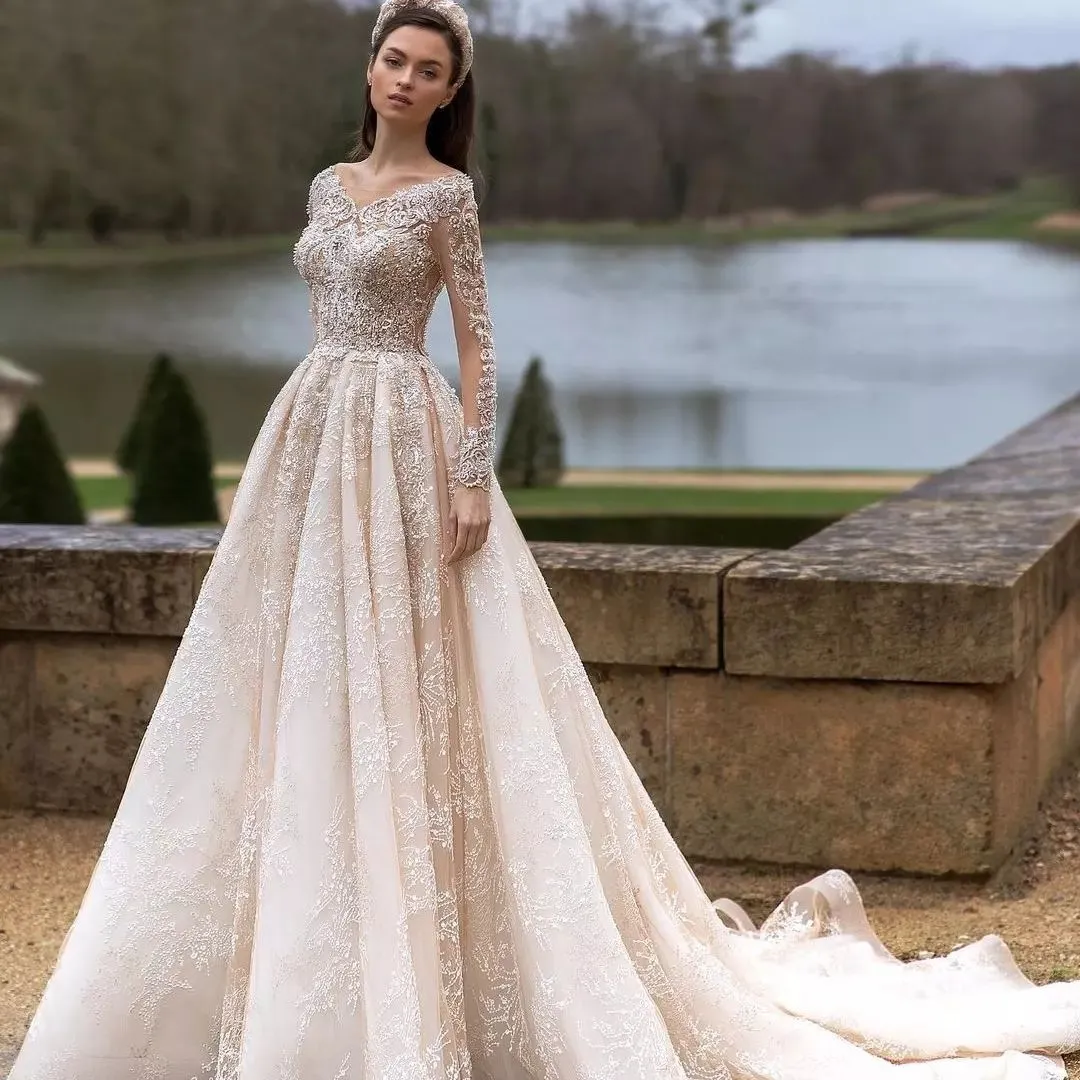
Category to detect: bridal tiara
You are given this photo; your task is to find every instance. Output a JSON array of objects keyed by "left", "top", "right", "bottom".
[{"left": 371, "top": 0, "right": 475, "bottom": 89}]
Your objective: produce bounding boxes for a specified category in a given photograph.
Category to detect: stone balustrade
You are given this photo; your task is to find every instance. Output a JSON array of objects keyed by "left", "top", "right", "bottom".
[{"left": 2, "top": 392, "right": 1080, "bottom": 877}]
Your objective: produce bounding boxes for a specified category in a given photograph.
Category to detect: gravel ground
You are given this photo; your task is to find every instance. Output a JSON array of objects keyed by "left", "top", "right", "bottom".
[{"left": 4, "top": 764, "right": 1080, "bottom": 1076}]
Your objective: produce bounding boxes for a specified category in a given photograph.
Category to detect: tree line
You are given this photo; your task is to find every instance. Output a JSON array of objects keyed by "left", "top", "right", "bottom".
[{"left": 1, "top": 0, "right": 1078, "bottom": 241}]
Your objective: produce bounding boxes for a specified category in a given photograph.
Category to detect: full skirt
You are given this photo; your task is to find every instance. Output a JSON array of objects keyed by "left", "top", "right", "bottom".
[{"left": 9, "top": 343, "right": 1080, "bottom": 1080}]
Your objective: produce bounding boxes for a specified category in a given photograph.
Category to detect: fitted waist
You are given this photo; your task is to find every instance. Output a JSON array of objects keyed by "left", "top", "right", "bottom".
[{"left": 308, "top": 336, "right": 429, "bottom": 366}]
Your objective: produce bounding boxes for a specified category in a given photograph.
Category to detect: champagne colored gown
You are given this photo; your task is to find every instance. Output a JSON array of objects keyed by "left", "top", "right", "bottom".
[{"left": 9, "top": 166, "right": 1080, "bottom": 1080}]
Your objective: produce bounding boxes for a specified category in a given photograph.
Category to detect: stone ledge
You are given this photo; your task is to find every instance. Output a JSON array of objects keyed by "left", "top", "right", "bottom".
[
  {"left": 0, "top": 528, "right": 756, "bottom": 670},
  {"left": 0, "top": 526, "right": 222, "bottom": 637},
  {"left": 978, "top": 394, "right": 1080, "bottom": 462},
  {"left": 725, "top": 392, "right": 1080, "bottom": 683},
  {"left": 524, "top": 543, "right": 757, "bottom": 668}
]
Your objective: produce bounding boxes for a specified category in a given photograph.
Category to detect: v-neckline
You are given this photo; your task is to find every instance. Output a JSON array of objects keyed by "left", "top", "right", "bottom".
[{"left": 329, "top": 166, "right": 458, "bottom": 215}]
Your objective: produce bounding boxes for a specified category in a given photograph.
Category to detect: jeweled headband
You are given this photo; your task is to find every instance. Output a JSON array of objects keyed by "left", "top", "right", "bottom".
[{"left": 371, "top": 0, "right": 474, "bottom": 89}]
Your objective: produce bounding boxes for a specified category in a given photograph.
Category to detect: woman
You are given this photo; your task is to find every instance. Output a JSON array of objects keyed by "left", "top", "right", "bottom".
[{"left": 9, "top": 2, "right": 1080, "bottom": 1077}]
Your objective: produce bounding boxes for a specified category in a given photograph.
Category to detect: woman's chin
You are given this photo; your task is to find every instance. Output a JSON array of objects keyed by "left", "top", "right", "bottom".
[{"left": 376, "top": 102, "right": 430, "bottom": 126}]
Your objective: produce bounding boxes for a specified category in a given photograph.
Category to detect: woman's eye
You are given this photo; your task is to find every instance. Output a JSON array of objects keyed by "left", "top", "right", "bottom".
[
  {"left": 420, "top": 69, "right": 436, "bottom": 79},
  {"left": 385, "top": 56, "right": 401, "bottom": 67}
]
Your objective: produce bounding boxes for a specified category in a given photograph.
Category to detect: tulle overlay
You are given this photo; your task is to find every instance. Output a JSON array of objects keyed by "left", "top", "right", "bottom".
[{"left": 9, "top": 169, "right": 1080, "bottom": 1080}]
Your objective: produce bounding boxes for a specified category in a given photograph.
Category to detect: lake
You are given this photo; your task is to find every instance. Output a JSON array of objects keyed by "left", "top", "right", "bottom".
[{"left": 1, "top": 238, "right": 1079, "bottom": 469}]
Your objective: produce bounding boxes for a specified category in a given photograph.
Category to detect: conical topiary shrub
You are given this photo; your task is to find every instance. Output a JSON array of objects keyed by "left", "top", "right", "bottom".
[
  {"left": 496, "top": 356, "right": 565, "bottom": 488},
  {"left": 0, "top": 402, "right": 85, "bottom": 524},
  {"left": 115, "top": 351, "right": 176, "bottom": 474},
  {"left": 130, "top": 367, "right": 220, "bottom": 526}
]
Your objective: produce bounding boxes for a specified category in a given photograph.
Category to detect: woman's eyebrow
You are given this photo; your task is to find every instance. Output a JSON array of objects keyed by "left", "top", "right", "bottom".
[{"left": 384, "top": 45, "right": 444, "bottom": 67}]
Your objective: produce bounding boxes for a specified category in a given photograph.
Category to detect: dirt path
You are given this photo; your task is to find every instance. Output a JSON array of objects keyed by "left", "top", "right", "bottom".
[
  {"left": 561, "top": 468, "right": 925, "bottom": 492},
  {"left": 69, "top": 458, "right": 246, "bottom": 480},
  {"left": 3, "top": 755, "right": 1080, "bottom": 1073}
]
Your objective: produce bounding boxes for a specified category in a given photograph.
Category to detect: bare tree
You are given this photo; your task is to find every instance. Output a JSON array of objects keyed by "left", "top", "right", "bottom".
[{"left": 2, "top": 0, "right": 1077, "bottom": 237}]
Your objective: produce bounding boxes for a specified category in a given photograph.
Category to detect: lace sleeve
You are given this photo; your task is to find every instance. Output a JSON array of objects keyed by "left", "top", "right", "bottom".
[{"left": 430, "top": 177, "right": 497, "bottom": 490}]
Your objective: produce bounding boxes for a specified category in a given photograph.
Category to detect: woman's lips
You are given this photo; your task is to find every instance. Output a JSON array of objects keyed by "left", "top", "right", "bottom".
[{"left": 388, "top": 93, "right": 412, "bottom": 106}]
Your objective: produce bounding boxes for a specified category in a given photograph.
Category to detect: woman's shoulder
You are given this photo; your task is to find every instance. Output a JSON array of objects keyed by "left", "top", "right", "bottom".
[
  {"left": 425, "top": 167, "right": 475, "bottom": 194},
  {"left": 418, "top": 169, "right": 478, "bottom": 222},
  {"left": 306, "top": 164, "right": 340, "bottom": 215}
]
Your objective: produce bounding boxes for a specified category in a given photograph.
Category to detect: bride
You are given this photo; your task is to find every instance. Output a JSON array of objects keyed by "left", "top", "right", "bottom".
[{"left": 9, "top": 2, "right": 1080, "bottom": 1077}]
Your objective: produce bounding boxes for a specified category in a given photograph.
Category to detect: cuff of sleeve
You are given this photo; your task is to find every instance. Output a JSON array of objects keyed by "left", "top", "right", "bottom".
[{"left": 452, "top": 426, "right": 494, "bottom": 490}]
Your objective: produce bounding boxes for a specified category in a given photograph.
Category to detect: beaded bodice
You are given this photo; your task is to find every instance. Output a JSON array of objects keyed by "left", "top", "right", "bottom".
[{"left": 292, "top": 165, "right": 497, "bottom": 489}]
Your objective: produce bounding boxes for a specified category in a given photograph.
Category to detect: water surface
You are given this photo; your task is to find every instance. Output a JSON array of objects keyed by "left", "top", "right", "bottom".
[{"left": 1, "top": 238, "right": 1078, "bottom": 468}]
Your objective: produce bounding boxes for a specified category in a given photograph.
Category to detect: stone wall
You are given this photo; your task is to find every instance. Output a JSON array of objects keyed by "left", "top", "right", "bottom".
[{"left": 1, "top": 394, "right": 1079, "bottom": 876}]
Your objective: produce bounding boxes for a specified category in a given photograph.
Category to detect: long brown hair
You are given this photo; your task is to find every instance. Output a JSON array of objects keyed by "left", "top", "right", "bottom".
[{"left": 351, "top": 10, "right": 476, "bottom": 175}]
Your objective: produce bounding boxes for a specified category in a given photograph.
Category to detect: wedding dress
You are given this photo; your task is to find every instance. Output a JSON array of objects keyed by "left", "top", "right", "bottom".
[{"left": 8, "top": 165, "right": 1080, "bottom": 1080}]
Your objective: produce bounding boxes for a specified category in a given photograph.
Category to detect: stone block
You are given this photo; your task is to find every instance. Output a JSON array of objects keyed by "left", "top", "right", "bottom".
[
  {"left": 1064, "top": 589, "right": 1080, "bottom": 750},
  {"left": 32, "top": 635, "right": 177, "bottom": 813},
  {"left": 531, "top": 542, "right": 755, "bottom": 669},
  {"left": 667, "top": 668, "right": 1038, "bottom": 875},
  {"left": 1035, "top": 601, "right": 1066, "bottom": 792},
  {"left": 0, "top": 635, "right": 34, "bottom": 806},
  {"left": 586, "top": 664, "right": 668, "bottom": 815},
  {"left": 724, "top": 495, "right": 1080, "bottom": 683}
]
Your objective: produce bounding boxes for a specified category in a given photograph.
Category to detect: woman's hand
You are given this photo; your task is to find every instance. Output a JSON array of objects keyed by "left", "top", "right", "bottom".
[{"left": 445, "top": 484, "right": 491, "bottom": 564}]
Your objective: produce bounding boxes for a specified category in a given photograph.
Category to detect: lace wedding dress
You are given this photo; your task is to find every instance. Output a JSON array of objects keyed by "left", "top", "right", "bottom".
[{"left": 9, "top": 165, "right": 1080, "bottom": 1080}]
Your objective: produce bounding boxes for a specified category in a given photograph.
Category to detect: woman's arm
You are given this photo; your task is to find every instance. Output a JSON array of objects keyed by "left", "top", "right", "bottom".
[
  {"left": 430, "top": 179, "right": 497, "bottom": 492},
  {"left": 430, "top": 177, "right": 496, "bottom": 561}
]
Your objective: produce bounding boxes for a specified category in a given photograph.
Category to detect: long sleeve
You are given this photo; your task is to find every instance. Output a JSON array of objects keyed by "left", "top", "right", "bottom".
[{"left": 430, "top": 180, "right": 497, "bottom": 490}]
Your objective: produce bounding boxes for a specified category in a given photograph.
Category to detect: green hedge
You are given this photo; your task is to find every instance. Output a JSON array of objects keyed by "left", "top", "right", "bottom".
[
  {"left": 497, "top": 355, "right": 564, "bottom": 488},
  {"left": 129, "top": 363, "right": 220, "bottom": 526},
  {"left": 0, "top": 402, "right": 85, "bottom": 525},
  {"left": 116, "top": 351, "right": 175, "bottom": 475}
]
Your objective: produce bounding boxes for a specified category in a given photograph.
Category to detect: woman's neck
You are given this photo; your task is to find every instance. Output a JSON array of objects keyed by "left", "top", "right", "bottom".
[{"left": 366, "top": 125, "right": 432, "bottom": 176}]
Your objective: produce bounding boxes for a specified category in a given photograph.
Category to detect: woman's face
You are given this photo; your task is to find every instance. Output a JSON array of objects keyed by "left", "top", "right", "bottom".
[{"left": 369, "top": 25, "right": 456, "bottom": 128}]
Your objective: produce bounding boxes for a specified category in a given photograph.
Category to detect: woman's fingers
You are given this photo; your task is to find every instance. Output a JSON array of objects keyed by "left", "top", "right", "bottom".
[
  {"left": 466, "top": 522, "right": 482, "bottom": 558},
  {"left": 462, "top": 523, "right": 480, "bottom": 561},
  {"left": 448, "top": 517, "right": 469, "bottom": 563},
  {"left": 445, "top": 491, "right": 492, "bottom": 564},
  {"left": 472, "top": 522, "right": 488, "bottom": 557},
  {"left": 445, "top": 511, "right": 462, "bottom": 563},
  {"left": 447, "top": 521, "right": 490, "bottom": 564}
]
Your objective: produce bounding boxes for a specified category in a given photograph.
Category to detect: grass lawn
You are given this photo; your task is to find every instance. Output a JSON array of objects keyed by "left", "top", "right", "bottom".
[
  {"left": 504, "top": 484, "right": 890, "bottom": 517},
  {"left": 76, "top": 474, "right": 236, "bottom": 513},
  {"left": 487, "top": 176, "right": 1080, "bottom": 249},
  {"left": 75, "top": 476, "right": 889, "bottom": 519},
  {"left": 483, "top": 199, "right": 992, "bottom": 246},
  {"left": 4, "top": 177, "right": 1077, "bottom": 270},
  {"left": 0, "top": 231, "right": 297, "bottom": 271}
]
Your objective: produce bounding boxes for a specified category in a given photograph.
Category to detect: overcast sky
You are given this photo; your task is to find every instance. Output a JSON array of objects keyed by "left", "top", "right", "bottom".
[
  {"left": 515, "top": 0, "right": 1080, "bottom": 68},
  {"left": 733, "top": 0, "right": 1080, "bottom": 68}
]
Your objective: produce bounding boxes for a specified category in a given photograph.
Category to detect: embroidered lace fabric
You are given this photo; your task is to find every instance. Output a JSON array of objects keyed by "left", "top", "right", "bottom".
[{"left": 9, "top": 165, "right": 1080, "bottom": 1080}]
